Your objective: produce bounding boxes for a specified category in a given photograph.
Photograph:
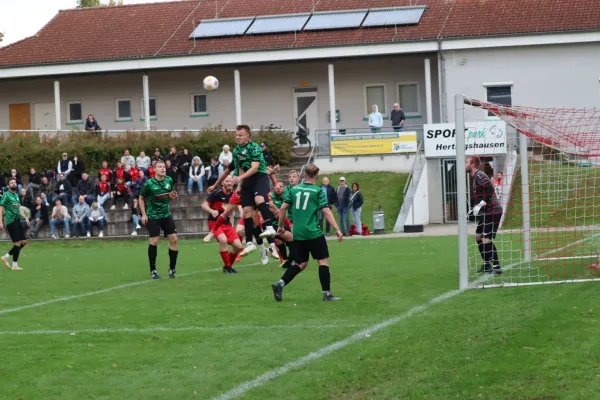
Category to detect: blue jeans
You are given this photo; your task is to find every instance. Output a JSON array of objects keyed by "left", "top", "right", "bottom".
[
  {"left": 50, "top": 217, "right": 71, "bottom": 236},
  {"left": 393, "top": 126, "right": 405, "bottom": 132},
  {"left": 318, "top": 207, "right": 332, "bottom": 234},
  {"left": 132, "top": 214, "right": 142, "bottom": 228},
  {"left": 337, "top": 207, "right": 350, "bottom": 234},
  {"left": 188, "top": 177, "right": 203, "bottom": 193},
  {"left": 97, "top": 193, "right": 110, "bottom": 207},
  {"left": 90, "top": 219, "right": 105, "bottom": 235},
  {"left": 58, "top": 193, "right": 70, "bottom": 206},
  {"left": 72, "top": 217, "right": 89, "bottom": 236},
  {"left": 351, "top": 207, "right": 362, "bottom": 233}
]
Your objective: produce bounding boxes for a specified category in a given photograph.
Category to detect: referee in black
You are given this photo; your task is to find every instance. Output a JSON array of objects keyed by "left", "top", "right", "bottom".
[{"left": 466, "top": 156, "right": 503, "bottom": 274}]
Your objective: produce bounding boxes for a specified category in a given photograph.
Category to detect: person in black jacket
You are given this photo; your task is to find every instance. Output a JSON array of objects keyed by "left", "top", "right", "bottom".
[
  {"left": 390, "top": 103, "right": 406, "bottom": 132},
  {"left": 26, "top": 167, "right": 42, "bottom": 200},
  {"left": 73, "top": 172, "right": 95, "bottom": 206},
  {"left": 318, "top": 176, "right": 337, "bottom": 235},
  {"left": 165, "top": 160, "right": 178, "bottom": 182},
  {"left": 350, "top": 183, "right": 364, "bottom": 235},
  {"left": 71, "top": 155, "right": 86, "bottom": 185},
  {"left": 178, "top": 148, "right": 192, "bottom": 183},
  {"left": 55, "top": 173, "right": 73, "bottom": 206},
  {"left": 336, "top": 177, "right": 351, "bottom": 235},
  {"left": 9, "top": 169, "right": 23, "bottom": 193},
  {"left": 28, "top": 196, "right": 49, "bottom": 239}
]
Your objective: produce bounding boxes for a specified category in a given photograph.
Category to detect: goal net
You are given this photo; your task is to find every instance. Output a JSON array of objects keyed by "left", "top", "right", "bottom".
[{"left": 455, "top": 95, "right": 600, "bottom": 288}]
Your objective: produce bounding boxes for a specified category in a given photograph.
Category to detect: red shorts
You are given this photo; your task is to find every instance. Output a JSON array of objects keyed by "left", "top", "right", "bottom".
[
  {"left": 208, "top": 221, "right": 239, "bottom": 245},
  {"left": 230, "top": 189, "right": 241, "bottom": 206}
]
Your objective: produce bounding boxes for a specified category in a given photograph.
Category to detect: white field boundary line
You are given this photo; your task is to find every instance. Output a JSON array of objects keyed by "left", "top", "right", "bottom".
[{"left": 0, "top": 262, "right": 261, "bottom": 317}]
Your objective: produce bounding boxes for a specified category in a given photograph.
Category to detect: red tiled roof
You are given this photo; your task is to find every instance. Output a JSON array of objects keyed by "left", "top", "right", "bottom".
[{"left": 1, "top": 0, "right": 599, "bottom": 68}]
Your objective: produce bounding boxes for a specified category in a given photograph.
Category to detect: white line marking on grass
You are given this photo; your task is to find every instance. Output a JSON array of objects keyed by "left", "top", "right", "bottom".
[
  {"left": 0, "top": 262, "right": 261, "bottom": 317},
  {"left": 211, "top": 289, "right": 462, "bottom": 400},
  {"left": 0, "top": 324, "right": 366, "bottom": 336}
]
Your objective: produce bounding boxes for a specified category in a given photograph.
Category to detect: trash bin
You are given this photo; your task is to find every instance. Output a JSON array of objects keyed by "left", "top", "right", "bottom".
[{"left": 372, "top": 208, "right": 385, "bottom": 235}]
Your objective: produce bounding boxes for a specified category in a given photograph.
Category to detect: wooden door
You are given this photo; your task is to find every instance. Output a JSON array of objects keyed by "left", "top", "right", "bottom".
[{"left": 9, "top": 103, "right": 31, "bottom": 130}]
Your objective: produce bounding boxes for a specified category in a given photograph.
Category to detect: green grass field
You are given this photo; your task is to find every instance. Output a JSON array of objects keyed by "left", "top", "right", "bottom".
[{"left": 2, "top": 237, "right": 600, "bottom": 399}]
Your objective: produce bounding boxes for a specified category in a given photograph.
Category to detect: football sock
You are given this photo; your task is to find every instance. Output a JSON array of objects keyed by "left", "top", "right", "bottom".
[
  {"left": 220, "top": 251, "right": 231, "bottom": 267},
  {"left": 253, "top": 226, "right": 264, "bottom": 245},
  {"left": 257, "top": 203, "right": 273, "bottom": 226},
  {"left": 212, "top": 213, "right": 227, "bottom": 232},
  {"left": 244, "top": 217, "right": 254, "bottom": 244},
  {"left": 168, "top": 249, "right": 178, "bottom": 270},
  {"left": 266, "top": 236, "right": 275, "bottom": 245},
  {"left": 148, "top": 244, "right": 157, "bottom": 272},
  {"left": 477, "top": 242, "right": 485, "bottom": 262},
  {"left": 12, "top": 247, "right": 21, "bottom": 263},
  {"left": 8, "top": 246, "right": 18, "bottom": 256},
  {"left": 277, "top": 243, "right": 288, "bottom": 260},
  {"left": 280, "top": 263, "right": 302, "bottom": 286},
  {"left": 228, "top": 252, "right": 238, "bottom": 266},
  {"left": 319, "top": 265, "right": 331, "bottom": 292},
  {"left": 482, "top": 242, "right": 494, "bottom": 264},
  {"left": 491, "top": 242, "right": 500, "bottom": 266}
]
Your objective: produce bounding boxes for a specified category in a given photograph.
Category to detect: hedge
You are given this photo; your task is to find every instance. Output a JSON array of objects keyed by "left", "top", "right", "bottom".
[{"left": 0, "top": 130, "right": 294, "bottom": 175}]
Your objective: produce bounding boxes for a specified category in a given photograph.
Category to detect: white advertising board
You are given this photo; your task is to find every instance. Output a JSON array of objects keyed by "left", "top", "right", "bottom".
[{"left": 424, "top": 121, "right": 507, "bottom": 158}]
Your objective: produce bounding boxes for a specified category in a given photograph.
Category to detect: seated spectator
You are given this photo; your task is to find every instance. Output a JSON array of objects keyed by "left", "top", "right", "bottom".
[
  {"left": 84, "top": 114, "right": 101, "bottom": 132},
  {"left": 260, "top": 143, "right": 273, "bottom": 166},
  {"left": 166, "top": 147, "right": 180, "bottom": 172},
  {"left": 121, "top": 149, "right": 135, "bottom": 171},
  {"left": 0, "top": 172, "right": 5, "bottom": 196},
  {"left": 71, "top": 155, "right": 86, "bottom": 184},
  {"left": 9, "top": 169, "right": 23, "bottom": 193},
  {"left": 153, "top": 148, "right": 164, "bottom": 163},
  {"left": 147, "top": 162, "right": 156, "bottom": 179},
  {"left": 368, "top": 105, "right": 383, "bottom": 132},
  {"left": 26, "top": 167, "right": 42, "bottom": 200},
  {"left": 219, "top": 144, "right": 233, "bottom": 165},
  {"left": 112, "top": 161, "right": 130, "bottom": 185},
  {"left": 19, "top": 205, "right": 31, "bottom": 239},
  {"left": 50, "top": 199, "right": 71, "bottom": 239},
  {"left": 73, "top": 172, "right": 95, "bottom": 206},
  {"left": 188, "top": 156, "right": 205, "bottom": 195},
  {"left": 55, "top": 173, "right": 73, "bottom": 206},
  {"left": 57, "top": 152, "right": 73, "bottom": 179},
  {"left": 95, "top": 174, "right": 111, "bottom": 207},
  {"left": 39, "top": 176, "right": 57, "bottom": 206},
  {"left": 165, "top": 160, "right": 178, "bottom": 182},
  {"left": 136, "top": 151, "right": 151, "bottom": 173},
  {"left": 350, "top": 183, "right": 364, "bottom": 236},
  {"left": 19, "top": 188, "right": 34, "bottom": 214},
  {"left": 110, "top": 177, "right": 130, "bottom": 210},
  {"left": 89, "top": 202, "right": 106, "bottom": 238},
  {"left": 28, "top": 196, "right": 48, "bottom": 239},
  {"left": 131, "top": 170, "right": 147, "bottom": 198},
  {"left": 178, "top": 148, "right": 192, "bottom": 183},
  {"left": 72, "top": 195, "right": 91, "bottom": 238},
  {"left": 206, "top": 157, "right": 223, "bottom": 188},
  {"left": 127, "top": 161, "right": 140, "bottom": 187},
  {"left": 98, "top": 161, "right": 112, "bottom": 183},
  {"left": 131, "top": 198, "right": 142, "bottom": 236}
]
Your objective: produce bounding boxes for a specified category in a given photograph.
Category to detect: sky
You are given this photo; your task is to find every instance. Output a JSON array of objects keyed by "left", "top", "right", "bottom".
[{"left": 0, "top": 0, "right": 172, "bottom": 46}]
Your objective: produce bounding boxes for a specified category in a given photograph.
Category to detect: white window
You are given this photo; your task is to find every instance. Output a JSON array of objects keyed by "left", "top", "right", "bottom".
[
  {"left": 115, "top": 98, "right": 132, "bottom": 120},
  {"left": 485, "top": 84, "right": 512, "bottom": 117},
  {"left": 141, "top": 97, "right": 157, "bottom": 119},
  {"left": 191, "top": 94, "right": 208, "bottom": 115},
  {"left": 397, "top": 82, "right": 420, "bottom": 116},
  {"left": 67, "top": 101, "right": 82, "bottom": 123},
  {"left": 363, "top": 84, "right": 386, "bottom": 117}
]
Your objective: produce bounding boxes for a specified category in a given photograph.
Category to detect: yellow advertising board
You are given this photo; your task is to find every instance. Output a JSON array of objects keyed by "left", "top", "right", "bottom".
[{"left": 330, "top": 131, "right": 418, "bottom": 156}]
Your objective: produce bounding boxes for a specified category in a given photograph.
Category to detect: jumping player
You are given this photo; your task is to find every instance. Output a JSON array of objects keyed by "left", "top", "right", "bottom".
[
  {"left": 466, "top": 156, "right": 503, "bottom": 275},
  {"left": 139, "top": 160, "right": 179, "bottom": 279},
  {"left": 271, "top": 163, "right": 343, "bottom": 302},
  {"left": 0, "top": 177, "right": 26, "bottom": 270},
  {"left": 208, "top": 125, "right": 277, "bottom": 256}
]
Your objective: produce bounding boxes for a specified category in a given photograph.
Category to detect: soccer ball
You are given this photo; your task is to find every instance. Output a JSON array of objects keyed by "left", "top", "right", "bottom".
[{"left": 203, "top": 76, "right": 219, "bottom": 91}]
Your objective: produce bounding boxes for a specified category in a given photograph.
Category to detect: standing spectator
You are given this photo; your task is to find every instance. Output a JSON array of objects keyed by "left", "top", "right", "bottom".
[
  {"left": 89, "top": 202, "right": 106, "bottom": 238},
  {"left": 49, "top": 199, "right": 71, "bottom": 239},
  {"left": 218, "top": 144, "right": 233, "bottom": 165},
  {"left": 153, "top": 148, "right": 164, "bottom": 163},
  {"left": 26, "top": 167, "right": 42, "bottom": 202},
  {"left": 121, "top": 149, "right": 135, "bottom": 171},
  {"left": 131, "top": 170, "right": 147, "bottom": 199},
  {"left": 319, "top": 176, "right": 337, "bottom": 235},
  {"left": 110, "top": 177, "right": 131, "bottom": 210},
  {"left": 95, "top": 174, "right": 111, "bottom": 207},
  {"left": 28, "top": 196, "right": 48, "bottom": 239},
  {"left": 178, "top": 149, "right": 192, "bottom": 183},
  {"left": 206, "top": 157, "right": 223, "bottom": 188},
  {"left": 39, "top": 176, "right": 57, "bottom": 206},
  {"left": 57, "top": 152, "right": 73, "bottom": 179},
  {"left": 98, "top": 161, "right": 113, "bottom": 183},
  {"left": 260, "top": 143, "right": 273, "bottom": 166},
  {"left": 9, "top": 169, "right": 23, "bottom": 193},
  {"left": 136, "top": 151, "right": 151, "bottom": 173},
  {"left": 336, "top": 177, "right": 351, "bottom": 236},
  {"left": 84, "top": 115, "right": 101, "bottom": 132},
  {"left": 71, "top": 155, "right": 86, "bottom": 184},
  {"left": 73, "top": 172, "right": 94, "bottom": 206},
  {"left": 390, "top": 103, "right": 406, "bottom": 132},
  {"left": 165, "top": 160, "right": 178, "bottom": 182},
  {"left": 72, "top": 195, "right": 91, "bottom": 238},
  {"left": 166, "top": 147, "right": 180, "bottom": 170},
  {"left": 55, "top": 173, "right": 72, "bottom": 206},
  {"left": 112, "top": 161, "right": 130, "bottom": 185},
  {"left": 131, "top": 198, "right": 142, "bottom": 236},
  {"left": 349, "top": 183, "right": 364, "bottom": 235},
  {"left": 128, "top": 161, "right": 140, "bottom": 187},
  {"left": 188, "top": 156, "right": 205, "bottom": 195},
  {"left": 368, "top": 105, "right": 383, "bottom": 132}
]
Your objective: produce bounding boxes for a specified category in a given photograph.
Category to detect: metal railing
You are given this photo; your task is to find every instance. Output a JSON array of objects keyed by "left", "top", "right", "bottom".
[{"left": 0, "top": 128, "right": 292, "bottom": 137}]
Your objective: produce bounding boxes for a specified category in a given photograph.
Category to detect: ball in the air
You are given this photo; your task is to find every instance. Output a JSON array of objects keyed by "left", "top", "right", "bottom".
[{"left": 203, "top": 76, "right": 219, "bottom": 91}]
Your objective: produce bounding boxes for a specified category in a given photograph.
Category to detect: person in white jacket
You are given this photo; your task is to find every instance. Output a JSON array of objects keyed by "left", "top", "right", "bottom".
[
  {"left": 368, "top": 104, "right": 383, "bottom": 132},
  {"left": 188, "top": 156, "right": 205, "bottom": 195}
]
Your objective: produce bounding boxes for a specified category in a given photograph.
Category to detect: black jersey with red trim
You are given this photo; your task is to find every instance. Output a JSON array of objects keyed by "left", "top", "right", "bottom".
[{"left": 207, "top": 188, "right": 233, "bottom": 223}]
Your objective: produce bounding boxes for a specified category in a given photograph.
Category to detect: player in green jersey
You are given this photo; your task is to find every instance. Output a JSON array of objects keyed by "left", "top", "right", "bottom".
[
  {"left": 208, "top": 124, "right": 277, "bottom": 257},
  {"left": 0, "top": 178, "right": 27, "bottom": 270},
  {"left": 271, "top": 163, "right": 343, "bottom": 302},
  {"left": 139, "top": 160, "right": 179, "bottom": 279}
]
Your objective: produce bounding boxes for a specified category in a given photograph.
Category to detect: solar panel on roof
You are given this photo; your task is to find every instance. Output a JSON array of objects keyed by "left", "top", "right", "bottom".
[
  {"left": 362, "top": 6, "right": 426, "bottom": 27},
  {"left": 247, "top": 13, "right": 310, "bottom": 34},
  {"left": 190, "top": 17, "right": 254, "bottom": 38},
  {"left": 303, "top": 10, "right": 368, "bottom": 31}
]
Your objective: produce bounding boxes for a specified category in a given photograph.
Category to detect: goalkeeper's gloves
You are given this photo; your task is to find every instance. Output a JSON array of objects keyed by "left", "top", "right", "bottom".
[{"left": 470, "top": 200, "right": 487, "bottom": 217}]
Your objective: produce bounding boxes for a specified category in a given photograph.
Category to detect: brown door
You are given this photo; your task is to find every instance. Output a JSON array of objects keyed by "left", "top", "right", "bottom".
[{"left": 9, "top": 103, "right": 31, "bottom": 130}]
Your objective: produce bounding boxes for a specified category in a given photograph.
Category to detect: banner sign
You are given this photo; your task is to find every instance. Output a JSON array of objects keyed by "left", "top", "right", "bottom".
[
  {"left": 330, "top": 131, "right": 418, "bottom": 156},
  {"left": 424, "top": 121, "right": 507, "bottom": 158}
]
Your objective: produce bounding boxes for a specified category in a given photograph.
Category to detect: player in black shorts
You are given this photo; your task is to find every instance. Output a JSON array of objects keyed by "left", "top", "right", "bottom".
[
  {"left": 466, "top": 156, "right": 503, "bottom": 274},
  {"left": 139, "top": 160, "right": 179, "bottom": 279},
  {"left": 0, "top": 177, "right": 27, "bottom": 270}
]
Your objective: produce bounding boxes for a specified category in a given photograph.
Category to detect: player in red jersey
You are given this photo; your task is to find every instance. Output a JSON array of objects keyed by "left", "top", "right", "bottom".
[{"left": 201, "top": 176, "right": 243, "bottom": 274}]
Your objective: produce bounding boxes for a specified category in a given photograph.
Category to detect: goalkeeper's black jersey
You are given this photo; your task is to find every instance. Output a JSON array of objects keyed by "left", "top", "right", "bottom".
[{"left": 471, "top": 170, "right": 503, "bottom": 215}]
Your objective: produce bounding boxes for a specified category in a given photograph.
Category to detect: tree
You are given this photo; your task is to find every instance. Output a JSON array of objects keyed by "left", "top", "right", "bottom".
[
  {"left": 77, "top": 0, "right": 101, "bottom": 7},
  {"left": 0, "top": 32, "right": 4, "bottom": 43}
]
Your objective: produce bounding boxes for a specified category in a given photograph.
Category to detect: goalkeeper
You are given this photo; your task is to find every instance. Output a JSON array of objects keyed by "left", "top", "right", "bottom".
[{"left": 466, "top": 156, "right": 503, "bottom": 275}]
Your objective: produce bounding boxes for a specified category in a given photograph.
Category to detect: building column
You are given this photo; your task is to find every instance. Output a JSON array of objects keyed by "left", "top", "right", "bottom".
[
  {"left": 424, "top": 58, "right": 433, "bottom": 124},
  {"left": 328, "top": 63, "right": 337, "bottom": 131},
  {"left": 234, "top": 69, "right": 242, "bottom": 125},
  {"left": 54, "top": 80, "right": 61, "bottom": 131},
  {"left": 143, "top": 74, "right": 151, "bottom": 131}
]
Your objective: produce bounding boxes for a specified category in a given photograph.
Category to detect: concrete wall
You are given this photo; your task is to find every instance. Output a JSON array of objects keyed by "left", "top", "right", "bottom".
[
  {"left": 404, "top": 161, "right": 430, "bottom": 226},
  {"left": 315, "top": 154, "right": 415, "bottom": 174}
]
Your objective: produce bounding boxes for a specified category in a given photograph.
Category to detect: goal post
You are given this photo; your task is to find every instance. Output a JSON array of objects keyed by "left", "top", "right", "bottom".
[{"left": 455, "top": 93, "right": 600, "bottom": 289}]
